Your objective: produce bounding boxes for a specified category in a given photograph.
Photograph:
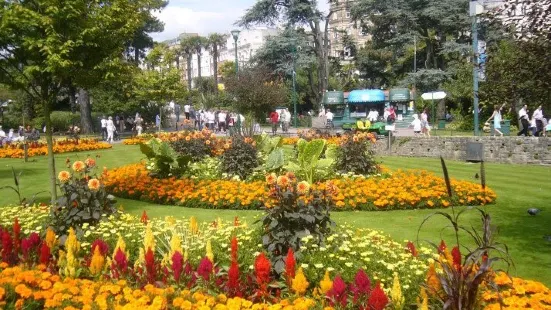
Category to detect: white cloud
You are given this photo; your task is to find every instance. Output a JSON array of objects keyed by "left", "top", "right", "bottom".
[{"left": 151, "top": 6, "right": 246, "bottom": 41}]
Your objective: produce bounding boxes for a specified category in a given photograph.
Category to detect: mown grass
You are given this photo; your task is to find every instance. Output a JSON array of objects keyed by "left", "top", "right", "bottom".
[{"left": 1, "top": 144, "right": 550, "bottom": 285}]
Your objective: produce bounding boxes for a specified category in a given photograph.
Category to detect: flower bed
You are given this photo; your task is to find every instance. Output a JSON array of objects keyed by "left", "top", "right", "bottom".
[
  {"left": 103, "top": 163, "right": 496, "bottom": 210},
  {"left": 0, "top": 206, "right": 549, "bottom": 309},
  {"left": 0, "top": 139, "right": 111, "bottom": 158}
]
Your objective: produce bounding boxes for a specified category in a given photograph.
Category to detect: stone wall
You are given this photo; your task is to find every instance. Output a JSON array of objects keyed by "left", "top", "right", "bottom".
[{"left": 374, "top": 136, "right": 551, "bottom": 164}]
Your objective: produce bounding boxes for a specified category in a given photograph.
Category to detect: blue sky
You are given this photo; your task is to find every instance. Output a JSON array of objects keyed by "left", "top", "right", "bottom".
[{"left": 151, "top": 0, "right": 330, "bottom": 41}]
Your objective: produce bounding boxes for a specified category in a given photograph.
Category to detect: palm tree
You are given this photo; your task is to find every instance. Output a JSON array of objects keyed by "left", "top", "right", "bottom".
[
  {"left": 179, "top": 37, "right": 196, "bottom": 91},
  {"left": 188, "top": 36, "right": 207, "bottom": 80},
  {"left": 206, "top": 33, "right": 228, "bottom": 94}
]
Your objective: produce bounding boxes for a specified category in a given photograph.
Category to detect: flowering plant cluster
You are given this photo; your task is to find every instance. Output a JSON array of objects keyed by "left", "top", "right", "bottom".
[
  {"left": 334, "top": 132, "right": 379, "bottom": 175},
  {"left": 52, "top": 156, "right": 116, "bottom": 237},
  {"left": 103, "top": 164, "right": 496, "bottom": 211},
  {"left": 260, "top": 173, "right": 335, "bottom": 274},
  {"left": 0, "top": 138, "right": 111, "bottom": 158}
]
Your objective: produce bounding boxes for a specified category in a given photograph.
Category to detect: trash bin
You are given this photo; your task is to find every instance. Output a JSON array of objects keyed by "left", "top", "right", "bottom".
[
  {"left": 438, "top": 119, "right": 446, "bottom": 129},
  {"left": 490, "top": 120, "right": 511, "bottom": 136}
]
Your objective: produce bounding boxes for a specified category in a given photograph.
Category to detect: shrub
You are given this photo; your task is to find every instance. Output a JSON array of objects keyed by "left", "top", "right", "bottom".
[
  {"left": 51, "top": 156, "right": 116, "bottom": 238},
  {"left": 141, "top": 138, "right": 190, "bottom": 178},
  {"left": 221, "top": 137, "right": 259, "bottom": 180},
  {"left": 170, "top": 136, "right": 212, "bottom": 162},
  {"left": 50, "top": 111, "right": 81, "bottom": 132},
  {"left": 186, "top": 156, "right": 222, "bottom": 180},
  {"left": 260, "top": 174, "right": 335, "bottom": 273},
  {"left": 334, "top": 132, "right": 378, "bottom": 175}
]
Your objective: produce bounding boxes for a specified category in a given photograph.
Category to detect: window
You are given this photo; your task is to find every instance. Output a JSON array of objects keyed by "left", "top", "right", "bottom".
[
  {"left": 333, "top": 32, "right": 338, "bottom": 39},
  {"left": 344, "top": 47, "right": 352, "bottom": 58},
  {"left": 345, "top": 10, "right": 351, "bottom": 18},
  {"left": 332, "top": 12, "right": 338, "bottom": 20}
]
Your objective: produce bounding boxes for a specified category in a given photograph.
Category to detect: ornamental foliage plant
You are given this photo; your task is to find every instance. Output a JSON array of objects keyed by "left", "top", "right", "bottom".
[
  {"left": 140, "top": 138, "right": 191, "bottom": 178},
  {"left": 335, "top": 132, "right": 379, "bottom": 175},
  {"left": 221, "top": 137, "right": 259, "bottom": 180},
  {"left": 259, "top": 173, "right": 336, "bottom": 274},
  {"left": 51, "top": 157, "right": 116, "bottom": 237},
  {"left": 284, "top": 138, "right": 335, "bottom": 184}
]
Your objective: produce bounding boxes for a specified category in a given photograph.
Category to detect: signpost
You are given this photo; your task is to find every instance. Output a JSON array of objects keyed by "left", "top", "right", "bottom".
[{"left": 421, "top": 91, "right": 447, "bottom": 125}]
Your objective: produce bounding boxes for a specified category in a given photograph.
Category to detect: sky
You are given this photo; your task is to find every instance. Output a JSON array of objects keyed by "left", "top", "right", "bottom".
[{"left": 151, "top": 0, "right": 330, "bottom": 42}]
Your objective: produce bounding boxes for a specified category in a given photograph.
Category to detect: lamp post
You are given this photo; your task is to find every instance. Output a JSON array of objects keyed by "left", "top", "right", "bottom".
[
  {"left": 230, "top": 29, "right": 241, "bottom": 74},
  {"left": 291, "top": 45, "right": 298, "bottom": 128},
  {"left": 470, "top": 1, "right": 482, "bottom": 136}
]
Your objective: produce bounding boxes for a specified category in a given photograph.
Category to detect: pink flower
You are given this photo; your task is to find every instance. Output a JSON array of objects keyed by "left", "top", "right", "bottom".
[
  {"left": 197, "top": 257, "right": 213, "bottom": 281},
  {"left": 171, "top": 251, "right": 183, "bottom": 283},
  {"left": 328, "top": 274, "right": 348, "bottom": 307}
]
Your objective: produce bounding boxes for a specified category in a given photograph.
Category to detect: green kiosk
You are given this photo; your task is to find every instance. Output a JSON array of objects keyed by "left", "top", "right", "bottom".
[
  {"left": 322, "top": 91, "right": 346, "bottom": 127},
  {"left": 389, "top": 88, "right": 412, "bottom": 115},
  {"left": 341, "top": 89, "right": 388, "bottom": 135}
]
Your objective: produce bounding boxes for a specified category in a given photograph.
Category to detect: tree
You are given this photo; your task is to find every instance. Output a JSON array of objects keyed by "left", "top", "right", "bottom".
[
  {"left": 351, "top": 0, "right": 471, "bottom": 92},
  {"left": 206, "top": 33, "right": 229, "bottom": 95},
  {"left": 225, "top": 66, "right": 288, "bottom": 123},
  {"left": 0, "top": 0, "right": 157, "bottom": 202},
  {"left": 498, "top": 0, "right": 551, "bottom": 41},
  {"left": 179, "top": 36, "right": 197, "bottom": 91},
  {"left": 238, "top": 0, "right": 341, "bottom": 106},
  {"left": 127, "top": 7, "right": 167, "bottom": 64},
  {"left": 189, "top": 36, "right": 207, "bottom": 80}
]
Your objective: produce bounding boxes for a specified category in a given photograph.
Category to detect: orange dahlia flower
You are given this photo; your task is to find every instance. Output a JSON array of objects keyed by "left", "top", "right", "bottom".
[
  {"left": 58, "top": 171, "right": 71, "bottom": 183},
  {"left": 88, "top": 178, "right": 101, "bottom": 192},
  {"left": 72, "top": 161, "right": 86, "bottom": 172}
]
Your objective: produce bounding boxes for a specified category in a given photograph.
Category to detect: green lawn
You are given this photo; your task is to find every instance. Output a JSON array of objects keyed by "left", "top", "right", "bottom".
[{"left": 1, "top": 144, "right": 550, "bottom": 285}]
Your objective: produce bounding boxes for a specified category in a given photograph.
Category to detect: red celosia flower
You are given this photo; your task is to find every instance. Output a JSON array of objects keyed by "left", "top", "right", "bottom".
[
  {"left": 171, "top": 251, "right": 183, "bottom": 283},
  {"left": 197, "top": 257, "right": 213, "bottom": 281},
  {"left": 406, "top": 241, "right": 418, "bottom": 257},
  {"left": 1, "top": 228, "right": 13, "bottom": 264},
  {"left": 368, "top": 282, "right": 389, "bottom": 310},
  {"left": 21, "top": 233, "right": 41, "bottom": 260},
  {"left": 140, "top": 211, "right": 149, "bottom": 224},
  {"left": 112, "top": 248, "right": 128, "bottom": 278},
  {"left": 227, "top": 260, "right": 240, "bottom": 296},
  {"left": 145, "top": 248, "right": 156, "bottom": 283},
  {"left": 13, "top": 218, "right": 21, "bottom": 254},
  {"left": 231, "top": 236, "right": 238, "bottom": 262},
  {"left": 328, "top": 274, "right": 348, "bottom": 307},
  {"left": 254, "top": 252, "right": 271, "bottom": 287},
  {"left": 352, "top": 269, "right": 371, "bottom": 304},
  {"left": 438, "top": 240, "right": 447, "bottom": 253},
  {"left": 285, "top": 248, "right": 296, "bottom": 285},
  {"left": 91, "top": 239, "right": 109, "bottom": 256},
  {"left": 451, "top": 246, "right": 462, "bottom": 270},
  {"left": 39, "top": 242, "right": 50, "bottom": 265}
]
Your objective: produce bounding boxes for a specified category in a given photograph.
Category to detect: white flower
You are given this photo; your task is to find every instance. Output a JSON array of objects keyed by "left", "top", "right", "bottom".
[
  {"left": 345, "top": 262, "right": 353, "bottom": 267},
  {"left": 301, "top": 264, "right": 309, "bottom": 269},
  {"left": 314, "top": 263, "right": 324, "bottom": 269}
]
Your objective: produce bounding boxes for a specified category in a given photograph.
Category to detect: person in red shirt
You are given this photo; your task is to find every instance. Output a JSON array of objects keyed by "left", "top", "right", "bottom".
[{"left": 270, "top": 110, "right": 279, "bottom": 135}]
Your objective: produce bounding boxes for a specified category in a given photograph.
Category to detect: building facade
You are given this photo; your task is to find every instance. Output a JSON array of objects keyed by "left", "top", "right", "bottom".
[{"left": 327, "top": 0, "right": 369, "bottom": 60}]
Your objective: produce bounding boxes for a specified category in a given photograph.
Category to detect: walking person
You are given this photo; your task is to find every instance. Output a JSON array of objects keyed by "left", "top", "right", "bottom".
[
  {"left": 486, "top": 104, "right": 505, "bottom": 137},
  {"left": 282, "top": 108, "right": 291, "bottom": 133},
  {"left": 184, "top": 104, "right": 191, "bottom": 120},
  {"left": 135, "top": 114, "right": 143, "bottom": 136},
  {"left": 533, "top": 105, "right": 544, "bottom": 136},
  {"left": 106, "top": 116, "right": 115, "bottom": 143},
  {"left": 100, "top": 116, "right": 107, "bottom": 141},
  {"left": 517, "top": 104, "right": 529, "bottom": 136},
  {"left": 325, "top": 108, "right": 334, "bottom": 128},
  {"left": 270, "top": 110, "right": 279, "bottom": 135},
  {"left": 155, "top": 114, "right": 161, "bottom": 131},
  {"left": 218, "top": 110, "right": 227, "bottom": 133},
  {"left": 421, "top": 109, "right": 431, "bottom": 137},
  {"left": 410, "top": 114, "right": 422, "bottom": 136}
]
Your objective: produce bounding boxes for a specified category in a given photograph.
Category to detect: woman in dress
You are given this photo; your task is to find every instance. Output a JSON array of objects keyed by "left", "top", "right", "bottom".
[
  {"left": 486, "top": 104, "right": 505, "bottom": 137},
  {"left": 106, "top": 116, "right": 115, "bottom": 143}
]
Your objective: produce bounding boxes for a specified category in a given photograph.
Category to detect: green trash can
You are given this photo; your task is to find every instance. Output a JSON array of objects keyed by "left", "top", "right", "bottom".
[
  {"left": 438, "top": 119, "right": 446, "bottom": 130},
  {"left": 490, "top": 120, "right": 511, "bottom": 136}
]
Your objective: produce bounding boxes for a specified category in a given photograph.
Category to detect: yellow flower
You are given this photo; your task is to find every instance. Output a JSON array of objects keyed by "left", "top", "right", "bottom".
[
  {"left": 58, "top": 171, "right": 71, "bottom": 183},
  {"left": 291, "top": 268, "right": 309, "bottom": 296},
  {"left": 65, "top": 228, "right": 80, "bottom": 254},
  {"left": 206, "top": 239, "right": 214, "bottom": 262},
  {"left": 87, "top": 178, "right": 101, "bottom": 192},
  {"left": 143, "top": 223, "right": 155, "bottom": 252},
  {"left": 72, "top": 161, "right": 86, "bottom": 172},
  {"left": 319, "top": 270, "right": 333, "bottom": 295},
  {"left": 89, "top": 245, "right": 105, "bottom": 276},
  {"left": 189, "top": 216, "right": 198, "bottom": 235},
  {"left": 391, "top": 273, "right": 405, "bottom": 310},
  {"left": 45, "top": 227, "right": 57, "bottom": 249},
  {"left": 112, "top": 234, "right": 127, "bottom": 260},
  {"left": 417, "top": 287, "right": 429, "bottom": 310},
  {"left": 169, "top": 234, "right": 182, "bottom": 257},
  {"left": 296, "top": 181, "right": 310, "bottom": 195}
]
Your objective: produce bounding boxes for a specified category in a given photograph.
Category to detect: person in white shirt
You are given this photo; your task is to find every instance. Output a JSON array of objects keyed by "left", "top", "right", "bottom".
[
  {"left": 325, "top": 108, "right": 334, "bottom": 128},
  {"left": 517, "top": 104, "right": 529, "bottom": 136},
  {"left": 410, "top": 114, "right": 422, "bottom": 136},
  {"left": 218, "top": 111, "right": 227, "bottom": 132},
  {"left": 282, "top": 108, "right": 291, "bottom": 132},
  {"left": 372, "top": 109, "right": 379, "bottom": 122},
  {"left": 0, "top": 126, "right": 5, "bottom": 138},
  {"left": 207, "top": 110, "right": 215, "bottom": 130},
  {"left": 533, "top": 105, "right": 544, "bottom": 136},
  {"left": 106, "top": 116, "right": 115, "bottom": 143},
  {"left": 184, "top": 104, "right": 191, "bottom": 120},
  {"left": 318, "top": 108, "right": 325, "bottom": 117},
  {"left": 100, "top": 116, "right": 107, "bottom": 141}
]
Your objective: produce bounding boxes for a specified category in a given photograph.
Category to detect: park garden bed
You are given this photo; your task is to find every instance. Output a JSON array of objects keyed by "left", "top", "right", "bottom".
[
  {"left": 0, "top": 205, "right": 549, "bottom": 309},
  {"left": 0, "top": 139, "right": 111, "bottom": 158}
]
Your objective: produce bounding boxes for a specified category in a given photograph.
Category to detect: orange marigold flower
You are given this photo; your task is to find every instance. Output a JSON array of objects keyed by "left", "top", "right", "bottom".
[
  {"left": 58, "top": 171, "right": 71, "bottom": 183},
  {"left": 276, "top": 175, "right": 290, "bottom": 188},
  {"left": 266, "top": 173, "right": 277, "bottom": 185},
  {"left": 297, "top": 181, "right": 310, "bottom": 195},
  {"left": 88, "top": 179, "right": 101, "bottom": 192},
  {"left": 84, "top": 158, "right": 96, "bottom": 168},
  {"left": 72, "top": 161, "right": 86, "bottom": 172}
]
